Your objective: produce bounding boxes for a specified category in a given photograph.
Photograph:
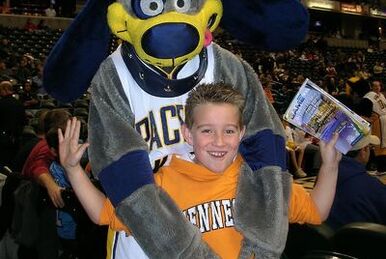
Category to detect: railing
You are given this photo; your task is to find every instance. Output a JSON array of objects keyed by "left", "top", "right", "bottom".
[
  {"left": 0, "top": 13, "right": 72, "bottom": 30},
  {"left": 325, "top": 37, "right": 369, "bottom": 49}
]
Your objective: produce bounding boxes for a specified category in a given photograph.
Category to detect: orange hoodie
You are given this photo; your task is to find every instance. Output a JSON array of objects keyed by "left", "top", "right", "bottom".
[{"left": 100, "top": 155, "right": 320, "bottom": 258}]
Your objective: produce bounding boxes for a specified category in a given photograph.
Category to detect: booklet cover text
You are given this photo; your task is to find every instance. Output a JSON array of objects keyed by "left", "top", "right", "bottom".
[{"left": 283, "top": 79, "right": 370, "bottom": 154}]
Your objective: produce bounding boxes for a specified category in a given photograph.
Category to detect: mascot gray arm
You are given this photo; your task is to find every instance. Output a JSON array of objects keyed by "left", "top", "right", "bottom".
[
  {"left": 88, "top": 58, "right": 218, "bottom": 258},
  {"left": 213, "top": 44, "right": 292, "bottom": 258}
]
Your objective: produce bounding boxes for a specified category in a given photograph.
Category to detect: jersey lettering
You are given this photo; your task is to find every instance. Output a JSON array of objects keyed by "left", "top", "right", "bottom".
[
  {"left": 160, "top": 106, "right": 180, "bottom": 145},
  {"left": 135, "top": 105, "right": 186, "bottom": 151},
  {"left": 197, "top": 203, "right": 210, "bottom": 233},
  {"left": 135, "top": 117, "right": 150, "bottom": 143},
  {"left": 222, "top": 200, "right": 234, "bottom": 227},
  {"left": 176, "top": 104, "right": 185, "bottom": 125},
  {"left": 377, "top": 99, "right": 385, "bottom": 110},
  {"left": 148, "top": 111, "right": 162, "bottom": 150},
  {"left": 182, "top": 199, "right": 235, "bottom": 233},
  {"left": 153, "top": 156, "right": 168, "bottom": 173},
  {"left": 211, "top": 200, "right": 224, "bottom": 230}
]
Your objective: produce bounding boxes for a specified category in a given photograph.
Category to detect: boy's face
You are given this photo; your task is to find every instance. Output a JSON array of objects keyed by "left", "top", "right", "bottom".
[{"left": 182, "top": 103, "right": 245, "bottom": 174}]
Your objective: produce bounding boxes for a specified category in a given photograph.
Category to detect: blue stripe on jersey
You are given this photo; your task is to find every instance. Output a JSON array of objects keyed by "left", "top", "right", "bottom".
[
  {"left": 99, "top": 150, "right": 155, "bottom": 206},
  {"left": 239, "top": 129, "right": 287, "bottom": 171}
]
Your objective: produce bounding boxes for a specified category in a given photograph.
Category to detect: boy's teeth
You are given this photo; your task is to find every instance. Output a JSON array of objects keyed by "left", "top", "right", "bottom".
[{"left": 209, "top": 151, "right": 226, "bottom": 157}]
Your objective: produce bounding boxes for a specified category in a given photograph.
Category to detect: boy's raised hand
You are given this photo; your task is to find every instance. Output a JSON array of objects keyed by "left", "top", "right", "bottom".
[
  {"left": 319, "top": 132, "right": 342, "bottom": 167},
  {"left": 58, "top": 117, "right": 89, "bottom": 172},
  {"left": 311, "top": 132, "right": 342, "bottom": 221}
]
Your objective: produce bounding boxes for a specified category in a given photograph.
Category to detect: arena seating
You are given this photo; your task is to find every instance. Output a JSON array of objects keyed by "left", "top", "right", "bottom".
[{"left": 332, "top": 222, "right": 386, "bottom": 259}]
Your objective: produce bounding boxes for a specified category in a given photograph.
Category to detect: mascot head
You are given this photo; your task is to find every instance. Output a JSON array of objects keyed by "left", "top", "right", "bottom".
[
  {"left": 107, "top": 0, "right": 222, "bottom": 68},
  {"left": 43, "top": 0, "right": 309, "bottom": 102}
]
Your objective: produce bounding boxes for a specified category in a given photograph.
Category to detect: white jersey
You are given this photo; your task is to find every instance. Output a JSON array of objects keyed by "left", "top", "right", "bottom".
[
  {"left": 364, "top": 91, "right": 386, "bottom": 116},
  {"left": 111, "top": 44, "right": 215, "bottom": 169},
  {"left": 107, "top": 45, "right": 215, "bottom": 259},
  {"left": 108, "top": 232, "right": 148, "bottom": 259}
]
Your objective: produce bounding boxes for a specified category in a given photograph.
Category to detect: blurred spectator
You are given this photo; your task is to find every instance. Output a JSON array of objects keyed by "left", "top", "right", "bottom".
[
  {"left": 291, "top": 74, "right": 305, "bottom": 85},
  {"left": 21, "top": 109, "right": 70, "bottom": 207},
  {"left": 261, "top": 76, "right": 275, "bottom": 104},
  {"left": 24, "top": 18, "right": 37, "bottom": 32},
  {"left": 260, "top": 53, "right": 275, "bottom": 73},
  {"left": 46, "top": 127, "right": 79, "bottom": 258},
  {"left": 373, "top": 61, "right": 384, "bottom": 79},
  {"left": 14, "top": 55, "right": 34, "bottom": 84},
  {"left": 0, "top": 59, "right": 11, "bottom": 81},
  {"left": 32, "top": 62, "right": 46, "bottom": 96},
  {"left": 326, "top": 135, "right": 386, "bottom": 230},
  {"left": 336, "top": 79, "right": 346, "bottom": 95},
  {"left": 20, "top": 79, "right": 39, "bottom": 108},
  {"left": 370, "top": 112, "right": 386, "bottom": 173},
  {"left": 37, "top": 19, "right": 49, "bottom": 30},
  {"left": 357, "top": 65, "right": 371, "bottom": 80},
  {"left": 0, "top": 81, "right": 26, "bottom": 167},
  {"left": 354, "top": 98, "right": 374, "bottom": 122},
  {"left": 365, "top": 82, "right": 386, "bottom": 173},
  {"left": 0, "top": 38, "right": 11, "bottom": 60},
  {"left": 284, "top": 120, "right": 310, "bottom": 178},
  {"left": 357, "top": 51, "right": 366, "bottom": 63},
  {"left": 44, "top": 4, "right": 56, "bottom": 17},
  {"left": 12, "top": 109, "right": 49, "bottom": 172},
  {"left": 364, "top": 80, "right": 386, "bottom": 116},
  {"left": 324, "top": 76, "right": 338, "bottom": 95},
  {"left": 19, "top": 109, "right": 71, "bottom": 258},
  {"left": 325, "top": 62, "right": 337, "bottom": 78},
  {"left": 347, "top": 78, "right": 371, "bottom": 104},
  {"left": 354, "top": 98, "right": 378, "bottom": 172}
]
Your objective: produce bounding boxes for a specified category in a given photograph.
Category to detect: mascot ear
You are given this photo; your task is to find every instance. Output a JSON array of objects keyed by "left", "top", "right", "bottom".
[
  {"left": 43, "top": 0, "right": 114, "bottom": 103},
  {"left": 107, "top": 3, "right": 133, "bottom": 43},
  {"left": 221, "top": 0, "right": 309, "bottom": 51}
]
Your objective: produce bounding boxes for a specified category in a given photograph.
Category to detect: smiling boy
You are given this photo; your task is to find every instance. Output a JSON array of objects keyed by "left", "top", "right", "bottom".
[{"left": 59, "top": 83, "right": 341, "bottom": 258}]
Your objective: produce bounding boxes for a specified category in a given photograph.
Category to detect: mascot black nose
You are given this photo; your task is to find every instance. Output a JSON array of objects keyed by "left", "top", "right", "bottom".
[{"left": 142, "top": 23, "right": 199, "bottom": 59}]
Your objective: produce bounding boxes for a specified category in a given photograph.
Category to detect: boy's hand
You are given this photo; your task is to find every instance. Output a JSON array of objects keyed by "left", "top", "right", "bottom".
[
  {"left": 58, "top": 117, "right": 89, "bottom": 172},
  {"left": 319, "top": 132, "right": 342, "bottom": 168}
]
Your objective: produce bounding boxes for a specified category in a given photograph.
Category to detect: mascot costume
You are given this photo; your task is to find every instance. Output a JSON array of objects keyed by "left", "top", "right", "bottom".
[{"left": 43, "top": 0, "right": 309, "bottom": 258}]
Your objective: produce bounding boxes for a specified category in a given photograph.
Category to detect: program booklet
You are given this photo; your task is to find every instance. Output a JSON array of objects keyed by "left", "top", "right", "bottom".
[{"left": 283, "top": 79, "right": 371, "bottom": 154}]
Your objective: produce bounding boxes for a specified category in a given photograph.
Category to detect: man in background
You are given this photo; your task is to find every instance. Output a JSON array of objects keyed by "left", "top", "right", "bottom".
[
  {"left": 364, "top": 80, "right": 386, "bottom": 173},
  {"left": 365, "top": 80, "right": 386, "bottom": 116},
  {"left": 326, "top": 134, "right": 386, "bottom": 230}
]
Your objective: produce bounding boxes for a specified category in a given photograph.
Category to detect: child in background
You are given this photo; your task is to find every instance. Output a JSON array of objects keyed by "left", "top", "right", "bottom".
[
  {"left": 59, "top": 83, "right": 341, "bottom": 258},
  {"left": 283, "top": 120, "right": 312, "bottom": 178},
  {"left": 45, "top": 127, "right": 79, "bottom": 258}
]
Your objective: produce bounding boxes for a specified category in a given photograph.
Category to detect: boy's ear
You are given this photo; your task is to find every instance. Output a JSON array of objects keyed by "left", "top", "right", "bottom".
[{"left": 181, "top": 124, "right": 194, "bottom": 146}]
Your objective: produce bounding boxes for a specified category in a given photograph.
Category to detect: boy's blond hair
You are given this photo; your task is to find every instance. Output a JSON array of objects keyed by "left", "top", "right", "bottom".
[{"left": 185, "top": 83, "right": 245, "bottom": 128}]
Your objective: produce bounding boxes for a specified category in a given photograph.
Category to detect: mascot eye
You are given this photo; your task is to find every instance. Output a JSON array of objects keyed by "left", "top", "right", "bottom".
[
  {"left": 173, "top": 0, "right": 191, "bottom": 13},
  {"left": 133, "top": 0, "right": 164, "bottom": 19}
]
